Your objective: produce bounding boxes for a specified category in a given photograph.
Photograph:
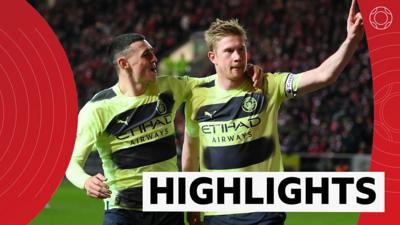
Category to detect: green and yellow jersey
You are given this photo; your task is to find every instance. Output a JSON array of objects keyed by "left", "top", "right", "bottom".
[
  {"left": 185, "top": 72, "right": 301, "bottom": 215},
  {"left": 66, "top": 75, "right": 210, "bottom": 211}
]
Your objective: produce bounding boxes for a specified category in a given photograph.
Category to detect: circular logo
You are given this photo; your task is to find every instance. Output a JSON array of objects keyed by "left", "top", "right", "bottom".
[
  {"left": 369, "top": 6, "right": 393, "bottom": 30},
  {"left": 156, "top": 100, "right": 167, "bottom": 114},
  {"left": 242, "top": 97, "right": 257, "bottom": 113}
]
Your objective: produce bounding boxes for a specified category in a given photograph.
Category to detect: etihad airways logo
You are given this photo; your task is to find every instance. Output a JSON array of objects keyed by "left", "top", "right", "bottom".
[
  {"left": 201, "top": 117, "right": 261, "bottom": 134},
  {"left": 116, "top": 114, "right": 172, "bottom": 140}
]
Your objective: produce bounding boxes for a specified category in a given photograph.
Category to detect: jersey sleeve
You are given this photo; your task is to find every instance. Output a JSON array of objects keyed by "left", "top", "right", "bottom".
[
  {"left": 65, "top": 104, "right": 100, "bottom": 189},
  {"left": 265, "top": 72, "right": 302, "bottom": 103},
  {"left": 166, "top": 75, "right": 215, "bottom": 103},
  {"left": 184, "top": 98, "right": 200, "bottom": 137}
]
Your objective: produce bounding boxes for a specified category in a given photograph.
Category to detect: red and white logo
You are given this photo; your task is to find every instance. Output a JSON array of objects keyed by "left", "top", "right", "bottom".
[{"left": 369, "top": 6, "right": 393, "bottom": 30}]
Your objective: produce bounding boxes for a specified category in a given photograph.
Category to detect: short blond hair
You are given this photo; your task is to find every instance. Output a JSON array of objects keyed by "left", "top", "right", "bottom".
[{"left": 205, "top": 19, "right": 247, "bottom": 51}]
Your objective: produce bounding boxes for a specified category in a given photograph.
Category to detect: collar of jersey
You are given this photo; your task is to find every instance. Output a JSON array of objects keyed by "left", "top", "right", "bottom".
[
  {"left": 113, "top": 82, "right": 157, "bottom": 99},
  {"left": 214, "top": 74, "right": 252, "bottom": 96}
]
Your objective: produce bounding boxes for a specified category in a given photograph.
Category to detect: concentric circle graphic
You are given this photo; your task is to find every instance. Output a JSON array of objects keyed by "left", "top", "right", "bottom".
[
  {"left": 369, "top": 6, "right": 393, "bottom": 30},
  {"left": 0, "top": 1, "right": 77, "bottom": 225},
  {"left": 358, "top": 1, "right": 400, "bottom": 225}
]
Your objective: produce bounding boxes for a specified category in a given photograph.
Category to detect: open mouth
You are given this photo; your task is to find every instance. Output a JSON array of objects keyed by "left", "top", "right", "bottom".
[{"left": 150, "top": 64, "right": 157, "bottom": 73}]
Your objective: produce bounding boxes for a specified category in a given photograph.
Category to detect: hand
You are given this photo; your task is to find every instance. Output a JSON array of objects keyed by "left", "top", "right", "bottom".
[
  {"left": 84, "top": 173, "right": 112, "bottom": 199},
  {"left": 187, "top": 212, "right": 203, "bottom": 225},
  {"left": 245, "top": 64, "right": 264, "bottom": 90},
  {"left": 346, "top": 0, "right": 364, "bottom": 43}
]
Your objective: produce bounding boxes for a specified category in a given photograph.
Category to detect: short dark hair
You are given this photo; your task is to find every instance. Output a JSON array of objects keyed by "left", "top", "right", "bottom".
[{"left": 108, "top": 33, "right": 145, "bottom": 69}]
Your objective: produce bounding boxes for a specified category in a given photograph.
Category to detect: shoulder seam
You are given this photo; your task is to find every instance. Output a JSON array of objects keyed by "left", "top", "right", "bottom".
[{"left": 90, "top": 88, "right": 116, "bottom": 103}]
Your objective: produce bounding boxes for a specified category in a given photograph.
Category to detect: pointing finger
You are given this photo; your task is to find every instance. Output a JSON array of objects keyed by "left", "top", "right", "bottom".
[
  {"left": 348, "top": 0, "right": 357, "bottom": 23},
  {"left": 350, "top": 0, "right": 356, "bottom": 17}
]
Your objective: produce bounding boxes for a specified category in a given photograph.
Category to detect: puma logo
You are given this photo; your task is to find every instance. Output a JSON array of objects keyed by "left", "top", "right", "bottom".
[
  {"left": 117, "top": 119, "right": 129, "bottom": 125},
  {"left": 204, "top": 110, "right": 217, "bottom": 118}
]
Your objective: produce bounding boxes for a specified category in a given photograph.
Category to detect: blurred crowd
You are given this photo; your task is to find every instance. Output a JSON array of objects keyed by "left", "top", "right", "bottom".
[{"left": 32, "top": 0, "right": 372, "bottom": 154}]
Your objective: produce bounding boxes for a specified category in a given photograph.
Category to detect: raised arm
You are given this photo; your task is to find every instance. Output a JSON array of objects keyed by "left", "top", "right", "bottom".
[{"left": 297, "top": 0, "right": 364, "bottom": 96}]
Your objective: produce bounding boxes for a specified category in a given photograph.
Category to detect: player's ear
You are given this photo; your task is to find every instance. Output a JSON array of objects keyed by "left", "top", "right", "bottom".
[
  {"left": 208, "top": 50, "right": 217, "bottom": 65},
  {"left": 116, "top": 57, "right": 129, "bottom": 70}
]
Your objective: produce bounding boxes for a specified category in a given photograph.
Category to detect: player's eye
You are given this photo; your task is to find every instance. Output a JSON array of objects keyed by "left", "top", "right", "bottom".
[
  {"left": 142, "top": 50, "right": 154, "bottom": 59},
  {"left": 224, "top": 48, "right": 234, "bottom": 53}
]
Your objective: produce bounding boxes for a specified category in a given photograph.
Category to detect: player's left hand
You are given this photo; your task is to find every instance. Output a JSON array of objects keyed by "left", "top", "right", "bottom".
[
  {"left": 245, "top": 63, "right": 264, "bottom": 89},
  {"left": 346, "top": 0, "right": 364, "bottom": 43}
]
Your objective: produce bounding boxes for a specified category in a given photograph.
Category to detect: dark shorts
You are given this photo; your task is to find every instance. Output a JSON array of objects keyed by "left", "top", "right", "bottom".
[
  {"left": 103, "top": 209, "right": 184, "bottom": 225},
  {"left": 204, "top": 212, "right": 286, "bottom": 225}
]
